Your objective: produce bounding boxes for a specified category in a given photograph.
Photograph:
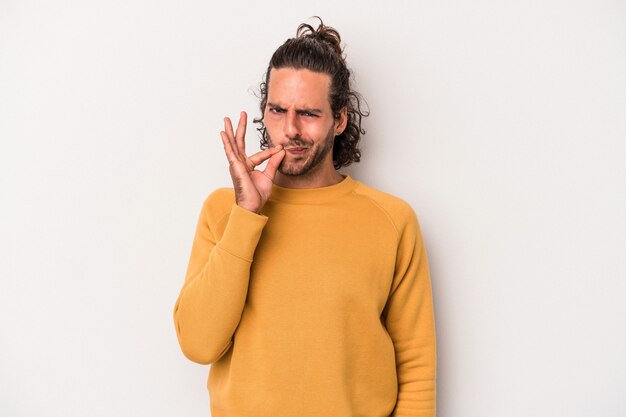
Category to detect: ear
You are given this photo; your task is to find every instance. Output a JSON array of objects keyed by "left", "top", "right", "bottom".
[{"left": 334, "top": 107, "right": 348, "bottom": 136}]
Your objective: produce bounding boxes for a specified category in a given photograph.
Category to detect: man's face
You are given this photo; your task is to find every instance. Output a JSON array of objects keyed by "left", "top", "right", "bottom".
[{"left": 264, "top": 67, "right": 343, "bottom": 177}]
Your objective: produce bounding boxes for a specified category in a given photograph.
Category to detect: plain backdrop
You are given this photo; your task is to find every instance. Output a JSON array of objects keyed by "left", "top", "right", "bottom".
[{"left": 1, "top": 1, "right": 625, "bottom": 416}]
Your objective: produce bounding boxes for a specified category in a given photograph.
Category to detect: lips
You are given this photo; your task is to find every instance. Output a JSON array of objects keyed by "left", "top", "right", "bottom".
[{"left": 285, "top": 147, "right": 308, "bottom": 154}]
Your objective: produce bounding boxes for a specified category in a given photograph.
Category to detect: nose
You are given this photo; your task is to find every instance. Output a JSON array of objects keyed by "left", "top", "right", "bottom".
[{"left": 283, "top": 111, "right": 301, "bottom": 139}]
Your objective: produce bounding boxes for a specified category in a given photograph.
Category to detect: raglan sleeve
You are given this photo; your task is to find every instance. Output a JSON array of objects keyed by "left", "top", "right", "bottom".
[
  {"left": 173, "top": 190, "right": 268, "bottom": 365},
  {"left": 383, "top": 206, "right": 437, "bottom": 417}
]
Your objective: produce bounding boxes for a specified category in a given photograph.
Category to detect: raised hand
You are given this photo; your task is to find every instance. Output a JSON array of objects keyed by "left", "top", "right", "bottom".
[{"left": 220, "top": 111, "right": 285, "bottom": 213}]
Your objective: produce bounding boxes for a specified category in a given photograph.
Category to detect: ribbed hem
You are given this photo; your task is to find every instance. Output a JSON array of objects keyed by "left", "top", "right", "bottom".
[
  {"left": 268, "top": 175, "right": 357, "bottom": 204},
  {"left": 216, "top": 203, "right": 268, "bottom": 262}
]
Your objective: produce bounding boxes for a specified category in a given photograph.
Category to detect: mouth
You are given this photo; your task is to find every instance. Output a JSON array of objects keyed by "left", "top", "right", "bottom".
[{"left": 284, "top": 147, "right": 309, "bottom": 155}]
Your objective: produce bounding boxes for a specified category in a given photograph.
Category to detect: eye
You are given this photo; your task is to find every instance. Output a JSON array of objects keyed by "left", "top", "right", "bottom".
[
  {"left": 302, "top": 111, "right": 317, "bottom": 117},
  {"left": 268, "top": 107, "right": 283, "bottom": 114}
]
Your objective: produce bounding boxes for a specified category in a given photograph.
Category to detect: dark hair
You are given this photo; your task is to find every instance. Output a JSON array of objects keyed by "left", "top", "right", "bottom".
[{"left": 253, "top": 17, "right": 369, "bottom": 169}]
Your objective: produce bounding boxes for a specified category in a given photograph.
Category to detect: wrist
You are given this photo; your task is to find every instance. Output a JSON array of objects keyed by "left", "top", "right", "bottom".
[{"left": 236, "top": 202, "right": 261, "bottom": 214}]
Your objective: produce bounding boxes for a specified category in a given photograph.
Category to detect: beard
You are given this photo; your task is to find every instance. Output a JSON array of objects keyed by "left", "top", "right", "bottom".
[{"left": 267, "top": 127, "right": 335, "bottom": 177}]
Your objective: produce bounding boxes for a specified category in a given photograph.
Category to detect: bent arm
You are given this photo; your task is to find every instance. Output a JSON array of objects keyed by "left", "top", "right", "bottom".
[{"left": 173, "top": 199, "right": 267, "bottom": 364}]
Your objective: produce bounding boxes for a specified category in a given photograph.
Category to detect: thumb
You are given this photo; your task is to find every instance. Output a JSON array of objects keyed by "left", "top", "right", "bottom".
[{"left": 263, "top": 149, "right": 285, "bottom": 180}]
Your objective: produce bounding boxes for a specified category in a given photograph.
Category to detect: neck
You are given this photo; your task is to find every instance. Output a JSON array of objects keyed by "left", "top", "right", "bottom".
[{"left": 274, "top": 161, "right": 344, "bottom": 189}]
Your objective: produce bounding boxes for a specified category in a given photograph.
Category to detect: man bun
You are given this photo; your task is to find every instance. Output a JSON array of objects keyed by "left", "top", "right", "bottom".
[{"left": 296, "top": 17, "right": 344, "bottom": 58}]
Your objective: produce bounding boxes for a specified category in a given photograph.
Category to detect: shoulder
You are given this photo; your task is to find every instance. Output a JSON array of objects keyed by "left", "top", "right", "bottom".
[
  {"left": 351, "top": 179, "right": 426, "bottom": 253},
  {"left": 200, "top": 187, "right": 235, "bottom": 225},
  {"left": 351, "top": 180, "right": 419, "bottom": 233}
]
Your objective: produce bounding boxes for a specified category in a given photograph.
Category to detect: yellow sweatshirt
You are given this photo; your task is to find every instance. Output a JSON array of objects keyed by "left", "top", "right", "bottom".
[{"left": 173, "top": 176, "right": 436, "bottom": 417}]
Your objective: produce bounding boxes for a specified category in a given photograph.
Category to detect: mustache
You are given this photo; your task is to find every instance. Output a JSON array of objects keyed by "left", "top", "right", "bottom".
[
  {"left": 284, "top": 141, "right": 312, "bottom": 149},
  {"left": 269, "top": 135, "right": 313, "bottom": 149}
]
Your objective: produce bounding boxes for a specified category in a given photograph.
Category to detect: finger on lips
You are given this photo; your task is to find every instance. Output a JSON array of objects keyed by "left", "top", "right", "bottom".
[
  {"left": 264, "top": 150, "right": 284, "bottom": 177},
  {"left": 248, "top": 151, "right": 269, "bottom": 165}
]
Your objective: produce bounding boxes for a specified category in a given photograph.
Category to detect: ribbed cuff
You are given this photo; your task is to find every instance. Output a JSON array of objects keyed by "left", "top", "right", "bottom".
[{"left": 216, "top": 204, "right": 268, "bottom": 262}]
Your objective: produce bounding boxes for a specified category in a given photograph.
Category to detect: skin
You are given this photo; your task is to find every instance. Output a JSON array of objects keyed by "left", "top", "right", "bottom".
[{"left": 220, "top": 67, "right": 347, "bottom": 213}]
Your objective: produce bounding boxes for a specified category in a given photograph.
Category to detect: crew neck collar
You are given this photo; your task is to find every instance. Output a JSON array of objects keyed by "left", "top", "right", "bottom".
[{"left": 269, "top": 175, "right": 357, "bottom": 204}]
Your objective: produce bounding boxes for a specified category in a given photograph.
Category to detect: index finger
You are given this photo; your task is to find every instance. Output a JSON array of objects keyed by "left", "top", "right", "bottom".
[{"left": 248, "top": 145, "right": 283, "bottom": 166}]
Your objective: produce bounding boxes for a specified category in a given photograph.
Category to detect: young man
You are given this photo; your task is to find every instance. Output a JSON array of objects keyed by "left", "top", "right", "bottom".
[{"left": 173, "top": 18, "right": 437, "bottom": 417}]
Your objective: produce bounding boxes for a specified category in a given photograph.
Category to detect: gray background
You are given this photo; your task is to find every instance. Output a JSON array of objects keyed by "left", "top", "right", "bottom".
[{"left": 1, "top": 0, "right": 624, "bottom": 416}]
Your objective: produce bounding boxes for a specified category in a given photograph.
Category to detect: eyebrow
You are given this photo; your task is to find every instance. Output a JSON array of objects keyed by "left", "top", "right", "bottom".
[{"left": 267, "top": 102, "right": 323, "bottom": 114}]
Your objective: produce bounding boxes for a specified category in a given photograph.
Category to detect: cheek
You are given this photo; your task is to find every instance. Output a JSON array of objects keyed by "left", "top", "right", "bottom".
[
  {"left": 263, "top": 113, "right": 279, "bottom": 134},
  {"left": 303, "top": 119, "right": 330, "bottom": 136}
]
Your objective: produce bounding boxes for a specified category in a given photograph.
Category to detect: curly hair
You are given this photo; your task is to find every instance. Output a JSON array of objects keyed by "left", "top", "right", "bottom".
[{"left": 253, "top": 17, "right": 369, "bottom": 170}]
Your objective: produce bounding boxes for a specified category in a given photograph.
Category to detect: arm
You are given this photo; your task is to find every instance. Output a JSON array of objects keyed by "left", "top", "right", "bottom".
[
  {"left": 173, "top": 195, "right": 267, "bottom": 364},
  {"left": 173, "top": 111, "right": 284, "bottom": 364},
  {"left": 384, "top": 210, "right": 437, "bottom": 417}
]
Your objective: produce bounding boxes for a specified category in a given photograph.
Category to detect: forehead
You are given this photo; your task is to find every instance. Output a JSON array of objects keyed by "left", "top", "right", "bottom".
[{"left": 267, "top": 67, "right": 332, "bottom": 109}]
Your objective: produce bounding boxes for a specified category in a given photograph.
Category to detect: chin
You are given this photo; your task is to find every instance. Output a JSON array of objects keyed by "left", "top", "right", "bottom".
[
  {"left": 277, "top": 155, "right": 304, "bottom": 175},
  {"left": 278, "top": 165, "right": 306, "bottom": 176}
]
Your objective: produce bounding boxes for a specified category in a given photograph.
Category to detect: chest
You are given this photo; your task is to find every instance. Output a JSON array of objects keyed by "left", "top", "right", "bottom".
[{"left": 248, "top": 204, "right": 398, "bottom": 318}]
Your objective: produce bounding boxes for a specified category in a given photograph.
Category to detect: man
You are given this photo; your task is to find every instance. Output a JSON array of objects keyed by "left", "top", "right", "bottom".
[{"left": 173, "top": 18, "right": 436, "bottom": 417}]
